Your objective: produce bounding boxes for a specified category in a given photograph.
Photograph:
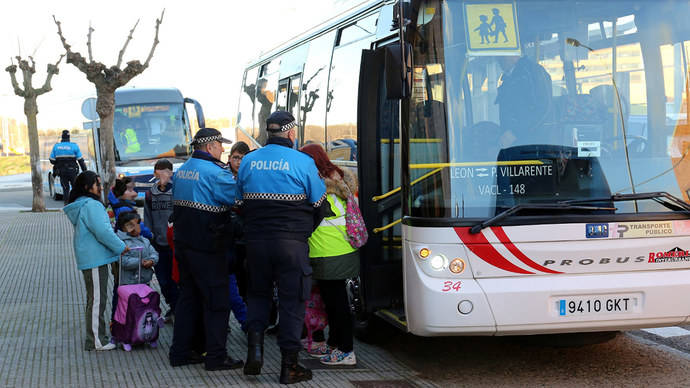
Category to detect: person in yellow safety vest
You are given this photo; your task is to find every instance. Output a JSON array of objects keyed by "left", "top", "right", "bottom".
[
  {"left": 119, "top": 126, "right": 141, "bottom": 154},
  {"left": 299, "top": 144, "right": 360, "bottom": 367}
]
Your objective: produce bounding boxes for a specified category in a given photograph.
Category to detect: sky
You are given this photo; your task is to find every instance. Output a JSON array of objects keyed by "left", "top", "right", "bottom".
[{"left": 0, "top": 0, "right": 364, "bottom": 129}]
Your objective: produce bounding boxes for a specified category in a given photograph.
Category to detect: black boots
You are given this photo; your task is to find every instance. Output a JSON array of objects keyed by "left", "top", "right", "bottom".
[
  {"left": 243, "top": 330, "right": 312, "bottom": 384},
  {"left": 243, "top": 330, "right": 264, "bottom": 375},
  {"left": 279, "top": 351, "right": 312, "bottom": 385}
]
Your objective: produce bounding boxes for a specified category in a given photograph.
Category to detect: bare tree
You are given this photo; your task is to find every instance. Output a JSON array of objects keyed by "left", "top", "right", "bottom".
[
  {"left": 53, "top": 11, "right": 164, "bottom": 198},
  {"left": 6, "top": 54, "right": 64, "bottom": 212}
]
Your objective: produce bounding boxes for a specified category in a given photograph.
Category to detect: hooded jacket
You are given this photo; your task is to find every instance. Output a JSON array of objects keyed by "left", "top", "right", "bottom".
[
  {"left": 107, "top": 190, "right": 153, "bottom": 240},
  {"left": 308, "top": 169, "right": 358, "bottom": 258},
  {"left": 116, "top": 230, "right": 159, "bottom": 285},
  {"left": 64, "top": 196, "right": 126, "bottom": 270},
  {"left": 144, "top": 182, "right": 173, "bottom": 247}
]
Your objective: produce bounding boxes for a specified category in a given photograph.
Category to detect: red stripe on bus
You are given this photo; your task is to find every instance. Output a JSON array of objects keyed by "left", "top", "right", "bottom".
[
  {"left": 491, "top": 226, "right": 563, "bottom": 274},
  {"left": 454, "top": 227, "right": 533, "bottom": 274}
]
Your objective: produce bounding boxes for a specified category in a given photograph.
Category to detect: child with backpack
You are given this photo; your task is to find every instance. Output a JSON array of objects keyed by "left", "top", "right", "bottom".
[
  {"left": 112, "top": 210, "right": 163, "bottom": 350},
  {"left": 107, "top": 177, "right": 153, "bottom": 322},
  {"left": 144, "top": 159, "right": 179, "bottom": 323}
]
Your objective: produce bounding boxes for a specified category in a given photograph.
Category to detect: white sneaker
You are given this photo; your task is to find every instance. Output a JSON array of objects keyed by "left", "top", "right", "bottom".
[
  {"left": 320, "top": 349, "right": 356, "bottom": 366},
  {"left": 95, "top": 342, "right": 116, "bottom": 351}
]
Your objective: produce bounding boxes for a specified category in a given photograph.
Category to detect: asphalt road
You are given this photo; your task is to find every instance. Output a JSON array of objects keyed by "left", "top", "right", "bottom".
[
  {"left": 378, "top": 329, "right": 690, "bottom": 387},
  {"left": 0, "top": 176, "right": 64, "bottom": 210}
]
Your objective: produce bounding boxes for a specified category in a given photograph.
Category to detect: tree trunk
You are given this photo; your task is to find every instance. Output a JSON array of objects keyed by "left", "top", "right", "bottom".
[
  {"left": 96, "top": 90, "right": 116, "bottom": 202},
  {"left": 25, "top": 97, "right": 46, "bottom": 212}
]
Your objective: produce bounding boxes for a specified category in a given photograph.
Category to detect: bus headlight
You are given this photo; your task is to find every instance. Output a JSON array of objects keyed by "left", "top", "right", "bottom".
[
  {"left": 429, "top": 254, "right": 446, "bottom": 271},
  {"left": 449, "top": 258, "right": 466, "bottom": 274}
]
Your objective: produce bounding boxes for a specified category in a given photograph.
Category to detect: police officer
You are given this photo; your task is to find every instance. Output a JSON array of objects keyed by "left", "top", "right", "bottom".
[
  {"left": 236, "top": 111, "right": 326, "bottom": 385},
  {"left": 168, "top": 127, "right": 244, "bottom": 371},
  {"left": 50, "top": 130, "right": 87, "bottom": 205}
]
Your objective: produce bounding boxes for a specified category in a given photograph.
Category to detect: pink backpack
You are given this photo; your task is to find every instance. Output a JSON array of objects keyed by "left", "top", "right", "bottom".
[
  {"left": 343, "top": 187, "right": 368, "bottom": 249},
  {"left": 304, "top": 286, "right": 328, "bottom": 350}
]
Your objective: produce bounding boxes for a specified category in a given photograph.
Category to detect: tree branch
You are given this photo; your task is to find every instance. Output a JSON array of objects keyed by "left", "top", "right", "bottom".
[
  {"left": 36, "top": 54, "right": 65, "bottom": 95},
  {"left": 117, "top": 19, "right": 139, "bottom": 69},
  {"left": 54, "top": 15, "right": 107, "bottom": 88},
  {"left": 53, "top": 15, "right": 72, "bottom": 54},
  {"left": 87, "top": 22, "right": 94, "bottom": 63},
  {"left": 28, "top": 56, "right": 36, "bottom": 73},
  {"left": 143, "top": 9, "right": 165, "bottom": 68},
  {"left": 5, "top": 63, "right": 25, "bottom": 97}
]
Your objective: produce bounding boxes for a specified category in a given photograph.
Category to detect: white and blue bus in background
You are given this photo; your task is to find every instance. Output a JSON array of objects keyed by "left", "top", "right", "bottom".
[{"left": 48, "top": 87, "right": 205, "bottom": 200}]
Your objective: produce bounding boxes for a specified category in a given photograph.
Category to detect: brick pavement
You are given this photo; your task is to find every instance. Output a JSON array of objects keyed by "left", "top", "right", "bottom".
[{"left": 0, "top": 211, "right": 437, "bottom": 388}]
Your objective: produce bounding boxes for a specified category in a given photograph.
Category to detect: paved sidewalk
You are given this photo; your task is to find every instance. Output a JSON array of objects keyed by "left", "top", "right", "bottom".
[{"left": 0, "top": 212, "right": 437, "bottom": 388}]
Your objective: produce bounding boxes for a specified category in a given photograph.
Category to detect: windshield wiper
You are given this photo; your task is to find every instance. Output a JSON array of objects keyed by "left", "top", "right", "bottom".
[
  {"left": 563, "top": 191, "right": 690, "bottom": 212},
  {"left": 470, "top": 203, "right": 616, "bottom": 234}
]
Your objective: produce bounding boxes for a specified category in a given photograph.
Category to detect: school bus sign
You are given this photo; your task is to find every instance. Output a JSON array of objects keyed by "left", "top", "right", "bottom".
[{"left": 464, "top": 1, "right": 521, "bottom": 56}]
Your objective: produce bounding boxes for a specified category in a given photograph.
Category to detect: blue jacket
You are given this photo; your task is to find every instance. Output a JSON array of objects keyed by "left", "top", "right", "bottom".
[
  {"left": 107, "top": 190, "right": 153, "bottom": 240},
  {"left": 64, "top": 196, "right": 126, "bottom": 271},
  {"left": 172, "top": 151, "right": 236, "bottom": 252},
  {"left": 116, "top": 230, "right": 159, "bottom": 285},
  {"left": 50, "top": 141, "right": 86, "bottom": 171},
  {"left": 236, "top": 137, "right": 326, "bottom": 242}
]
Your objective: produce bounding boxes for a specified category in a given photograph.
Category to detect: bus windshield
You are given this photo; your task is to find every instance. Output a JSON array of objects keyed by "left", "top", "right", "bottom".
[
  {"left": 408, "top": 0, "right": 690, "bottom": 219},
  {"left": 113, "top": 103, "right": 191, "bottom": 163}
]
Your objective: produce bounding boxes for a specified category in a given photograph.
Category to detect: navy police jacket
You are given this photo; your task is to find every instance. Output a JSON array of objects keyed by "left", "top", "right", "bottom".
[
  {"left": 236, "top": 137, "right": 326, "bottom": 242},
  {"left": 172, "top": 150, "right": 236, "bottom": 253},
  {"left": 50, "top": 141, "right": 86, "bottom": 171}
]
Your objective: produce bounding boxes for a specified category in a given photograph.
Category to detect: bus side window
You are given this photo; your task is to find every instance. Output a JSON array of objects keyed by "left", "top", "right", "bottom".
[
  {"left": 254, "top": 60, "right": 280, "bottom": 146},
  {"left": 327, "top": 35, "right": 375, "bottom": 161},
  {"left": 238, "top": 67, "right": 259, "bottom": 148},
  {"left": 300, "top": 31, "right": 336, "bottom": 147}
]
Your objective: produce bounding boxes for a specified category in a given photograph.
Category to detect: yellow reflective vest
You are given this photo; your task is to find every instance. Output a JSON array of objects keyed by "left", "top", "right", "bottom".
[
  {"left": 308, "top": 194, "right": 356, "bottom": 258},
  {"left": 122, "top": 128, "right": 141, "bottom": 154}
]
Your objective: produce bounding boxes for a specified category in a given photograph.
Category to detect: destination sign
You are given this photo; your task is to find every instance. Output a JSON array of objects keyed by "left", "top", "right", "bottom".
[{"left": 450, "top": 162, "right": 555, "bottom": 197}]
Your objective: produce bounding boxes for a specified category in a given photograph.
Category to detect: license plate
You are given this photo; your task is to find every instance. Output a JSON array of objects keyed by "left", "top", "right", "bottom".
[{"left": 555, "top": 294, "right": 640, "bottom": 316}]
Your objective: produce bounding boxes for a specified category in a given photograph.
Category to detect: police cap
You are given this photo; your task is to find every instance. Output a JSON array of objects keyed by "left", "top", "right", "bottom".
[
  {"left": 61, "top": 130, "right": 70, "bottom": 141},
  {"left": 266, "top": 111, "right": 297, "bottom": 132},
  {"left": 190, "top": 127, "right": 233, "bottom": 146}
]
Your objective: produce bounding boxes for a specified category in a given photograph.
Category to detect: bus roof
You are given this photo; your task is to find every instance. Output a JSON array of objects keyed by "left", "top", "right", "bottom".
[
  {"left": 245, "top": 0, "right": 391, "bottom": 69},
  {"left": 114, "top": 88, "right": 184, "bottom": 106}
]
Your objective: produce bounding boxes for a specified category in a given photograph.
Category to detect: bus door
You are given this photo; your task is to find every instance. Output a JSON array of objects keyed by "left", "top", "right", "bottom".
[
  {"left": 276, "top": 74, "right": 303, "bottom": 145},
  {"left": 357, "top": 40, "right": 405, "bottom": 327}
]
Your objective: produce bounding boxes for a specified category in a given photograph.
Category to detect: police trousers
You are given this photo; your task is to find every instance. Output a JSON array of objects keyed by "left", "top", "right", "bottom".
[
  {"left": 59, "top": 166, "right": 77, "bottom": 204},
  {"left": 169, "top": 247, "right": 230, "bottom": 366},
  {"left": 246, "top": 239, "right": 312, "bottom": 353}
]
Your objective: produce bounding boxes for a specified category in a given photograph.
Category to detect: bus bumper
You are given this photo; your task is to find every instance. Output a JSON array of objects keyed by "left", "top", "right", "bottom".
[{"left": 404, "top": 264, "right": 690, "bottom": 336}]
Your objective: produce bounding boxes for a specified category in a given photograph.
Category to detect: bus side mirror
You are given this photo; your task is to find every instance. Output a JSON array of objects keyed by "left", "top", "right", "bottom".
[
  {"left": 385, "top": 43, "right": 413, "bottom": 100},
  {"left": 184, "top": 97, "right": 206, "bottom": 129}
]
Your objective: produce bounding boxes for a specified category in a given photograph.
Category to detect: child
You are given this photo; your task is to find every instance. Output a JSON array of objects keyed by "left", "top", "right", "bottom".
[
  {"left": 116, "top": 211, "right": 159, "bottom": 286},
  {"left": 474, "top": 14, "right": 492, "bottom": 44},
  {"left": 108, "top": 177, "right": 153, "bottom": 322},
  {"left": 490, "top": 8, "right": 508, "bottom": 43},
  {"left": 108, "top": 177, "right": 153, "bottom": 239},
  {"left": 144, "top": 159, "right": 179, "bottom": 323}
]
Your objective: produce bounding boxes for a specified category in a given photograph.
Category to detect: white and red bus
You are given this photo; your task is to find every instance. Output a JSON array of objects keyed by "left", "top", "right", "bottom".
[{"left": 235, "top": 0, "right": 690, "bottom": 337}]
